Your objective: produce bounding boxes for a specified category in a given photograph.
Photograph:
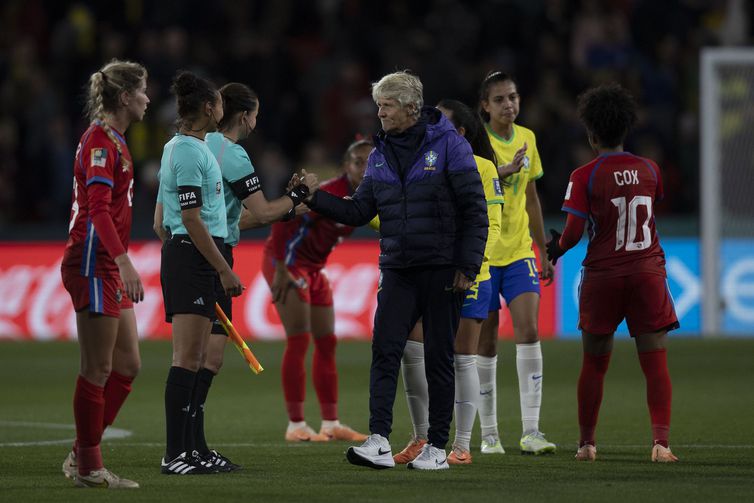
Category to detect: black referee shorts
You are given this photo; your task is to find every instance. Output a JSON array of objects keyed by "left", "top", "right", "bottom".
[
  {"left": 211, "top": 243, "right": 235, "bottom": 335},
  {"left": 161, "top": 234, "right": 224, "bottom": 322}
]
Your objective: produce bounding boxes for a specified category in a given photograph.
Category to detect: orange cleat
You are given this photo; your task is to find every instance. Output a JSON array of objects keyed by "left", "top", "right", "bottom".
[
  {"left": 320, "top": 424, "right": 368, "bottom": 442},
  {"left": 393, "top": 437, "right": 428, "bottom": 464},
  {"left": 447, "top": 446, "right": 473, "bottom": 465},
  {"left": 651, "top": 444, "right": 678, "bottom": 463},
  {"left": 575, "top": 444, "right": 597, "bottom": 461},
  {"left": 285, "top": 424, "right": 330, "bottom": 442}
]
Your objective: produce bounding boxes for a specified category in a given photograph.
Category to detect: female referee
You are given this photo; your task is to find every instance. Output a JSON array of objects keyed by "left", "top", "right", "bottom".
[
  {"left": 476, "top": 71, "right": 556, "bottom": 455},
  {"left": 156, "top": 71, "right": 244, "bottom": 475},
  {"left": 154, "top": 82, "right": 315, "bottom": 470},
  {"left": 61, "top": 59, "right": 149, "bottom": 489}
]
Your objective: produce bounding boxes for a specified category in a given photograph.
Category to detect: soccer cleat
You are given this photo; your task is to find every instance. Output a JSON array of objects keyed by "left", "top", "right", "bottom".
[
  {"left": 520, "top": 431, "right": 557, "bottom": 455},
  {"left": 320, "top": 424, "right": 368, "bottom": 442},
  {"left": 345, "top": 434, "right": 395, "bottom": 469},
  {"left": 199, "top": 449, "right": 242, "bottom": 472},
  {"left": 74, "top": 468, "right": 139, "bottom": 489},
  {"left": 160, "top": 452, "right": 217, "bottom": 475},
  {"left": 285, "top": 424, "right": 329, "bottom": 442},
  {"left": 62, "top": 450, "right": 77, "bottom": 480},
  {"left": 480, "top": 435, "right": 505, "bottom": 454},
  {"left": 447, "top": 445, "right": 473, "bottom": 465},
  {"left": 651, "top": 444, "right": 678, "bottom": 463},
  {"left": 393, "top": 436, "right": 428, "bottom": 464},
  {"left": 407, "top": 443, "right": 450, "bottom": 470},
  {"left": 575, "top": 444, "right": 597, "bottom": 461}
]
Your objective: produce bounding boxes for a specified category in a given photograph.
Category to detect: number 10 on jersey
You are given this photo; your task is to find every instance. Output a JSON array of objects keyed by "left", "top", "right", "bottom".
[{"left": 610, "top": 195, "right": 653, "bottom": 251}]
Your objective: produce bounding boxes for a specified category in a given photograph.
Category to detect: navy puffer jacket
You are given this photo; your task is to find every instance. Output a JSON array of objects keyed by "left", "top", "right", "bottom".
[{"left": 307, "top": 107, "right": 488, "bottom": 279}]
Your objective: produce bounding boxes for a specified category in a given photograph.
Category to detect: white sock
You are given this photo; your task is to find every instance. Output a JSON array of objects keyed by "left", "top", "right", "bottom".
[
  {"left": 287, "top": 420, "right": 306, "bottom": 432},
  {"left": 321, "top": 419, "right": 340, "bottom": 430},
  {"left": 453, "top": 354, "right": 479, "bottom": 451},
  {"left": 476, "top": 354, "right": 498, "bottom": 438},
  {"left": 516, "top": 342, "right": 543, "bottom": 434},
  {"left": 401, "top": 340, "right": 429, "bottom": 439}
]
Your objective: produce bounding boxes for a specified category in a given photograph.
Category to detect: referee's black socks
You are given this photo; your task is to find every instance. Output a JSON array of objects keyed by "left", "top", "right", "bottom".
[
  {"left": 189, "top": 368, "right": 216, "bottom": 456},
  {"left": 165, "top": 366, "right": 197, "bottom": 461}
]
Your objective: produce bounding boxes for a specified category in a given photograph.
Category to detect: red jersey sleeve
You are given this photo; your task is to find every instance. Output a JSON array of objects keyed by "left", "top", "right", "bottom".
[
  {"left": 561, "top": 166, "right": 591, "bottom": 219},
  {"left": 84, "top": 131, "right": 126, "bottom": 259},
  {"left": 647, "top": 159, "right": 664, "bottom": 202},
  {"left": 84, "top": 130, "right": 118, "bottom": 188}
]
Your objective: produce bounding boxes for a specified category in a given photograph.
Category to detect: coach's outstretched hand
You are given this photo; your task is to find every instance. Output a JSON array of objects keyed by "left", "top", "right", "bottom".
[{"left": 545, "top": 229, "right": 565, "bottom": 266}]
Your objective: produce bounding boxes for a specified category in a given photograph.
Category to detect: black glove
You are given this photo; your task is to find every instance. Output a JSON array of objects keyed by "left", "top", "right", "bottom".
[
  {"left": 286, "top": 183, "right": 310, "bottom": 207},
  {"left": 546, "top": 228, "right": 565, "bottom": 265}
]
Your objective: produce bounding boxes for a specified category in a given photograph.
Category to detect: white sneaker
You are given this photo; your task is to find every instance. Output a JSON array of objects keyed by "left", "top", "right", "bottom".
[
  {"left": 407, "top": 444, "right": 449, "bottom": 470},
  {"left": 346, "top": 434, "right": 395, "bottom": 469},
  {"left": 520, "top": 431, "right": 557, "bottom": 455},
  {"left": 480, "top": 435, "right": 505, "bottom": 454}
]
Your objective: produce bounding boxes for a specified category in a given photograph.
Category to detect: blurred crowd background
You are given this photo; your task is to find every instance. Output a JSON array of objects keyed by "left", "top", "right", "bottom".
[{"left": 0, "top": 0, "right": 751, "bottom": 239}]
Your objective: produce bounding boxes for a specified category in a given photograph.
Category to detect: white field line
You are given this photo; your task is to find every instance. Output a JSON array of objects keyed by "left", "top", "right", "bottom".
[{"left": 0, "top": 420, "right": 130, "bottom": 447}]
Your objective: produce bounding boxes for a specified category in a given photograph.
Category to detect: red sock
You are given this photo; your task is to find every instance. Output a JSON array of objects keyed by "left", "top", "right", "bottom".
[
  {"left": 73, "top": 376, "right": 105, "bottom": 475},
  {"left": 577, "top": 352, "right": 611, "bottom": 447},
  {"left": 313, "top": 334, "right": 338, "bottom": 420},
  {"left": 103, "top": 371, "right": 135, "bottom": 428},
  {"left": 638, "top": 349, "right": 672, "bottom": 448},
  {"left": 282, "top": 333, "right": 310, "bottom": 422}
]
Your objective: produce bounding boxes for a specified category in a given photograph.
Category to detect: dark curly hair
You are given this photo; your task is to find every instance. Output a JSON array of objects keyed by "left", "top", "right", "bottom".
[
  {"left": 170, "top": 71, "right": 219, "bottom": 129},
  {"left": 576, "top": 83, "right": 637, "bottom": 149}
]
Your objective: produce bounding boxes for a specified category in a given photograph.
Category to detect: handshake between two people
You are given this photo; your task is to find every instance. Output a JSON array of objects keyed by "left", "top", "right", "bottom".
[{"left": 283, "top": 169, "right": 320, "bottom": 219}]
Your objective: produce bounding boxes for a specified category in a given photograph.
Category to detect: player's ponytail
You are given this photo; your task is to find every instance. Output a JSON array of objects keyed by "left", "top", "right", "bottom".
[
  {"left": 477, "top": 70, "right": 515, "bottom": 123},
  {"left": 85, "top": 59, "right": 147, "bottom": 169}
]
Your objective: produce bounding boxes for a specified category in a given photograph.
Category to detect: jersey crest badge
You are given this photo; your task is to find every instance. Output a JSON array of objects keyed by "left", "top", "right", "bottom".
[
  {"left": 216, "top": 181, "right": 222, "bottom": 195},
  {"left": 424, "top": 150, "right": 438, "bottom": 171},
  {"left": 523, "top": 155, "right": 530, "bottom": 169},
  {"left": 91, "top": 148, "right": 107, "bottom": 168}
]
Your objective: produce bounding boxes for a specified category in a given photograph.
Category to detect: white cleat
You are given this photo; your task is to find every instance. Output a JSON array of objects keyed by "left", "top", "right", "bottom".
[
  {"left": 480, "top": 435, "right": 505, "bottom": 454},
  {"left": 407, "top": 444, "right": 450, "bottom": 470},
  {"left": 62, "top": 450, "right": 77, "bottom": 479},
  {"left": 651, "top": 444, "right": 678, "bottom": 463},
  {"left": 520, "top": 431, "right": 557, "bottom": 455},
  {"left": 74, "top": 468, "right": 139, "bottom": 489},
  {"left": 346, "top": 434, "right": 395, "bottom": 469},
  {"left": 575, "top": 444, "right": 597, "bottom": 461}
]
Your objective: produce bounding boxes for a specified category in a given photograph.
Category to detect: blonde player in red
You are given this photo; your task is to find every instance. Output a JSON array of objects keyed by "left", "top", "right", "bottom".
[
  {"left": 60, "top": 60, "right": 149, "bottom": 488},
  {"left": 547, "top": 83, "right": 679, "bottom": 462}
]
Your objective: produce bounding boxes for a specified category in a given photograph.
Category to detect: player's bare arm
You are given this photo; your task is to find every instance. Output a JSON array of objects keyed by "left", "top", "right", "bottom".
[
  {"left": 525, "top": 181, "right": 554, "bottom": 285},
  {"left": 153, "top": 202, "right": 168, "bottom": 242},
  {"left": 497, "top": 142, "right": 527, "bottom": 178}
]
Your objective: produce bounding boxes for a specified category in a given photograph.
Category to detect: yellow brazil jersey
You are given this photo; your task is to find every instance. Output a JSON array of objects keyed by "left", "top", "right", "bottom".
[
  {"left": 474, "top": 155, "right": 503, "bottom": 282},
  {"left": 486, "top": 123, "right": 543, "bottom": 267}
]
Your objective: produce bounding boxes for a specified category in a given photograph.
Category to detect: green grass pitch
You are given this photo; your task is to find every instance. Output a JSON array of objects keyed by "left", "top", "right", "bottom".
[{"left": 1, "top": 338, "right": 753, "bottom": 502}]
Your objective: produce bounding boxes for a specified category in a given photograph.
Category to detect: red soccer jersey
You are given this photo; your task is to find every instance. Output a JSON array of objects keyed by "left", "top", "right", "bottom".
[
  {"left": 62, "top": 123, "right": 134, "bottom": 277},
  {"left": 265, "top": 174, "right": 356, "bottom": 269},
  {"left": 561, "top": 152, "right": 667, "bottom": 277}
]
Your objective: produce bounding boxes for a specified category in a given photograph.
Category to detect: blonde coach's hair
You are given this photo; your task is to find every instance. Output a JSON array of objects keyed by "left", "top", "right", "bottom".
[
  {"left": 371, "top": 71, "right": 423, "bottom": 118},
  {"left": 84, "top": 59, "right": 147, "bottom": 166}
]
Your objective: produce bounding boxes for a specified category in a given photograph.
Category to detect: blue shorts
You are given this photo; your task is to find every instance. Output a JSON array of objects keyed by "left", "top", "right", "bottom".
[
  {"left": 488, "top": 258, "right": 540, "bottom": 311},
  {"left": 461, "top": 278, "right": 492, "bottom": 320}
]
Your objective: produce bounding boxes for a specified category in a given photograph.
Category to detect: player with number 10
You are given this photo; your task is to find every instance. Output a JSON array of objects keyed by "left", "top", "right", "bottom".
[{"left": 546, "top": 83, "right": 679, "bottom": 463}]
